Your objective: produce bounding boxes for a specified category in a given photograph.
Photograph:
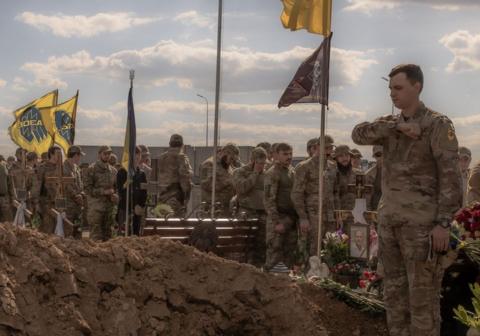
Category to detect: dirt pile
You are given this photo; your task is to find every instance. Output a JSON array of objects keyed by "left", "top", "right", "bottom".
[{"left": 0, "top": 225, "right": 386, "bottom": 336}]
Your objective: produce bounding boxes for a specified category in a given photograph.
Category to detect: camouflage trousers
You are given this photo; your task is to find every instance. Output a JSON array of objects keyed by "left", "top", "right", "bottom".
[
  {"left": 238, "top": 207, "right": 266, "bottom": 267},
  {"left": 39, "top": 201, "right": 56, "bottom": 234},
  {"left": 65, "top": 202, "right": 82, "bottom": 239},
  {"left": 379, "top": 214, "right": 444, "bottom": 336},
  {"left": 304, "top": 206, "right": 337, "bottom": 257},
  {"left": 265, "top": 214, "right": 297, "bottom": 270},
  {"left": 88, "top": 200, "right": 115, "bottom": 241},
  {"left": 0, "top": 196, "right": 12, "bottom": 222}
]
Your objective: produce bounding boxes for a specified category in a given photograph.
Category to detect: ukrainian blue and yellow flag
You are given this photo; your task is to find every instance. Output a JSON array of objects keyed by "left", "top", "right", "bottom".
[
  {"left": 8, "top": 90, "right": 58, "bottom": 155},
  {"left": 40, "top": 91, "right": 78, "bottom": 154},
  {"left": 281, "top": 0, "right": 332, "bottom": 36}
]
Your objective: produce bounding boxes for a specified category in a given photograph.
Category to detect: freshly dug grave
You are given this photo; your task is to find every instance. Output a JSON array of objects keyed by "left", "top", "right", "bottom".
[{"left": 0, "top": 225, "right": 386, "bottom": 336}]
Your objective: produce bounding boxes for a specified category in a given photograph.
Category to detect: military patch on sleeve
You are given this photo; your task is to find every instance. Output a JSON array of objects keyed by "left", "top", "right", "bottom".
[{"left": 447, "top": 126, "right": 455, "bottom": 141}]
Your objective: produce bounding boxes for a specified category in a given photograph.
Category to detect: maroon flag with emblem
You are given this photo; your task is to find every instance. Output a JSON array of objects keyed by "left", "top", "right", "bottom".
[{"left": 278, "top": 33, "right": 332, "bottom": 108}]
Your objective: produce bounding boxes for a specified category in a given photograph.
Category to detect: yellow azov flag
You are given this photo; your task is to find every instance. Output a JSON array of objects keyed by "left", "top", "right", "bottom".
[
  {"left": 40, "top": 91, "right": 78, "bottom": 154},
  {"left": 281, "top": 0, "right": 332, "bottom": 36},
  {"left": 8, "top": 90, "right": 58, "bottom": 155}
]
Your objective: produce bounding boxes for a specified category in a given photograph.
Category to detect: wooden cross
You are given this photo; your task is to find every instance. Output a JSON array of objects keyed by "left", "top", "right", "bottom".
[
  {"left": 9, "top": 150, "right": 33, "bottom": 202},
  {"left": 46, "top": 151, "right": 74, "bottom": 211},
  {"left": 335, "top": 173, "right": 376, "bottom": 228}
]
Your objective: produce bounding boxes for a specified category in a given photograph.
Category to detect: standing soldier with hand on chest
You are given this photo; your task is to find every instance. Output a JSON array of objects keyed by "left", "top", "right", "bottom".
[
  {"left": 233, "top": 146, "right": 268, "bottom": 266},
  {"left": 84, "top": 146, "right": 118, "bottom": 241},
  {"left": 352, "top": 64, "right": 462, "bottom": 336}
]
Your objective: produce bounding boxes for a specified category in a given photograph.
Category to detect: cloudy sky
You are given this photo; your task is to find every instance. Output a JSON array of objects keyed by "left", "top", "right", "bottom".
[{"left": 0, "top": 0, "right": 479, "bottom": 161}]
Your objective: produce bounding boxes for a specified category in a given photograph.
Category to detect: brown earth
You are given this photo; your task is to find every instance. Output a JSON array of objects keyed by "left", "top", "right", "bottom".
[{"left": 0, "top": 225, "right": 387, "bottom": 336}]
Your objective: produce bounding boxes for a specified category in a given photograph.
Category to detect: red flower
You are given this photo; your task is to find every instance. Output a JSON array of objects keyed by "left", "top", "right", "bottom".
[{"left": 359, "top": 280, "right": 367, "bottom": 288}]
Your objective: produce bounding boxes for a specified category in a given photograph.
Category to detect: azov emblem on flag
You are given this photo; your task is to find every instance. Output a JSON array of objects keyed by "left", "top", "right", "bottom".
[
  {"left": 55, "top": 110, "right": 74, "bottom": 144},
  {"left": 19, "top": 107, "right": 49, "bottom": 143}
]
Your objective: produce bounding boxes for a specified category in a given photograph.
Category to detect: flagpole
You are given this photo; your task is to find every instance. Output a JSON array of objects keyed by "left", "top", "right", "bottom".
[
  {"left": 317, "top": 34, "right": 332, "bottom": 258},
  {"left": 211, "top": 0, "right": 223, "bottom": 218},
  {"left": 125, "top": 70, "right": 134, "bottom": 237}
]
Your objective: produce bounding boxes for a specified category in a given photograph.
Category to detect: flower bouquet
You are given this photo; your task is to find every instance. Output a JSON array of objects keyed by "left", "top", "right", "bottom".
[
  {"left": 331, "top": 261, "right": 361, "bottom": 288},
  {"left": 451, "top": 202, "right": 480, "bottom": 265},
  {"left": 321, "top": 230, "right": 349, "bottom": 268}
]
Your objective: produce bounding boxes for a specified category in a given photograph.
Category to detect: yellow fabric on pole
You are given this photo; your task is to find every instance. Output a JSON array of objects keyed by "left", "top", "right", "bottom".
[
  {"left": 8, "top": 90, "right": 58, "bottom": 155},
  {"left": 281, "top": 0, "right": 332, "bottom": 36},
  {"left": 40, "top": 92, "right": 78, "bottom": 154}
]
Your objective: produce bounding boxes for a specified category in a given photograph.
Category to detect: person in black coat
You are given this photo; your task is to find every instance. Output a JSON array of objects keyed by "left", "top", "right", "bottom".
[{"left": 116, "top": 146, "right": 147, "bottom": 236}]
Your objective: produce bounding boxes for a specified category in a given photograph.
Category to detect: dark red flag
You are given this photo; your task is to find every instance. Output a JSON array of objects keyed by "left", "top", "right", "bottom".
[{"left": 278, "top": 33, "right": 332, "bottom": 108}]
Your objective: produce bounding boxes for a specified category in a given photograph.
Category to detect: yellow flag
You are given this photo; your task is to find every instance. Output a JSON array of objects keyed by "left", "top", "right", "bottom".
[
  {"left": 8, "top": 90, "right": 58, "bottom": 155},
  {"left": 281, "top": 0, "right": 332, "bottom": 36},
  {"left": 40, "top": 91, "right": 78, "bottom": 154}
]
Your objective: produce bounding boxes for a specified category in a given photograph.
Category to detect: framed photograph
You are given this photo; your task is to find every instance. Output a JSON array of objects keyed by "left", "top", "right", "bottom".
[{"left": 349, "top": 223, "right": 370, "bottom": 260}]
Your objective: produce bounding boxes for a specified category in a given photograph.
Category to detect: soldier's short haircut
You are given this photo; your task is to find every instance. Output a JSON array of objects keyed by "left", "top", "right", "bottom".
[
  {"left": 27, "top": 152, "right": 38, "bottom": 162},
  {"left": 251, "top": 147, "right": 267, "bottom": 161},
  {"left": 389, "top": 64, "right": 424, "bottom": 92},
  {"left": 275, "top": 143, "right": 292, "bottom": 153},
  {"left": 47, "top": 146, "right": 61, "bottom": 159},
  {"left": 256, "top": 142, "right": 271, "bottom": 152}
]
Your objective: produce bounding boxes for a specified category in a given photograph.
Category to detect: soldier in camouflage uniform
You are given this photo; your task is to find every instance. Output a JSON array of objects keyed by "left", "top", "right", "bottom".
[
  {"left": 157, "top": 134, "right": 193, "bottom": 217},
  {"left": 350, "top": 148, "right": 363, "bottom": 170},
  {"left": 365, "top": 145, "right": 383, "bottom": 211},
  {"left": 9, "top": 148, "right": 36, "bottom": 218},
  {"left": 352, "top": 64, "right": 462, "bottom": 336},
  {"left": 200, "top": 143, "right": 238, "bottom": 217},
  {"left": 291, "top": 135, "right": 337, "bottom": 257},
  {"left": 467, "top": 161, "right": 480, "bottom": 204},
  {"left": 139, "top": 145, "right": 152, "bottom": 181},
  {"left": 232, "top": 147, "right": 268, "bottom": 266},
  {"left": 84, "top": 146, "right": 118, "bottom": 241},
  {"left": 32, "top": 146, "right": 63, "bottom": 234},
  {"left": 264, "top": 143, "right": 297, "bottom": 270},
  {"left": 333, "top": 145, "right": 362, "bottom": 210},
  {"left": 458, "top": 147, "right": 472, "bottom": 206},
  {"left": 0, "top": 158, "right": 14, "bottom": 222},
  {"left": 63, "top": 145, "right": 85, "bottom": 238}
]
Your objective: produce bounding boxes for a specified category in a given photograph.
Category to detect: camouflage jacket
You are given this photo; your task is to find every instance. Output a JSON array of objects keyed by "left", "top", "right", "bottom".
[
  {"left": 32, "top": 161, "right": 60, "bottom": 204},
  {"left": 334, "top": 165, "right": 363, "bottom": 211},
  {"left": 200, "top": 156, "right": 235, "bottom": 205},
  {"left": 9, "top": 160, "right": 35, "bottom": 197},
  {"left": 0, "top": 162, "right": 14, "bottom": 199},
  {"left": 467, "top": 162, "right": 480, "bottom": 204},
  {"left": 291, "top": 156, "right": 336, "bottom": 221},
  {"left": 63, "top": 160, "right": 83, "bottom": 204},
  {"left": 351, "top": 102, "right": 462, "bottom": 222},
  {"left": 232, "top": 163, "right": 265, "bottom": 211},
  {"left": 264, "top": 163, "right": 296, "bottom": 222},
  {"left": 84, "top": 160, "right": 117, "bottom": 203},
  {"left": 365, "top": 163, "right": 382, "bottom": 211},
  {"left": 157, "top": 147, "right": 193, "bottom": 197}
]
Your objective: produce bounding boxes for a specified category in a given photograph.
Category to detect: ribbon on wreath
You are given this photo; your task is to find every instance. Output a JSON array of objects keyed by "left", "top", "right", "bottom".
[
  {"left": 13, "top": 201, "right": 27, "bottom": 227},
  {"left": 54, "top": 211, "right": 66, "bottom": 237}
]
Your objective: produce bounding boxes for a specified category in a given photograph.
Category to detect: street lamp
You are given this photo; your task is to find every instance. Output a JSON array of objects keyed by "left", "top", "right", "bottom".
[
  {"left": 197, "top": 94, "right": 209, "bottom": 147},
  {"left": 381, "top": 77, "right": 394, "bottom": 115}
]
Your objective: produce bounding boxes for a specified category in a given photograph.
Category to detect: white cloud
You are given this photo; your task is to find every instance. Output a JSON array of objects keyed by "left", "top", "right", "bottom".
[
  {"left": 453, "top": 113, "right": 480, "bottom": 127},
  {"left": 0, "top": 79, "right": 6, "bottom": 88},
  {"left": 11, "top": 77, "right": 28, "bottom": 91},
  {"left": 173, "top": 11, "right": 214, "bottom": 29},
  {"left": 344, "top": 0, "right": 480, "bottom": 13},
  {"left": 440, "top": 30, "right": 480, "bottom": 72},
  {"left": 16, "top": 12, "right": 160, "bottom": 38},
  {"left": 20, "top": 40, "right": 377, "bottom": 91},
  {"left": 132, "top": 99, "right": 366, "bottom": 121}
]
